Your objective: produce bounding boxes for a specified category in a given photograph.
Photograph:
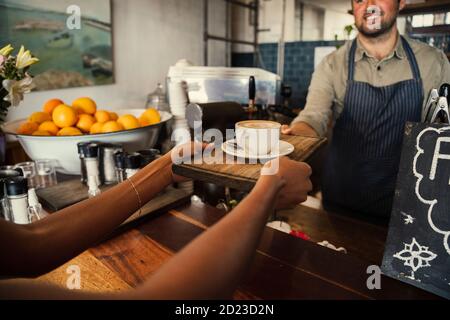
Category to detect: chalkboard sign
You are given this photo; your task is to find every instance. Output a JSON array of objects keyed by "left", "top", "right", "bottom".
[{"left": 382, "top": 122, "right": 450, "bottom": 299}]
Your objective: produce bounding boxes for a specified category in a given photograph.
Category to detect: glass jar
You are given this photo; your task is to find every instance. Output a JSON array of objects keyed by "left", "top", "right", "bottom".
[{"left": 146, "top": 83, "right": 169, "bottom": 112}]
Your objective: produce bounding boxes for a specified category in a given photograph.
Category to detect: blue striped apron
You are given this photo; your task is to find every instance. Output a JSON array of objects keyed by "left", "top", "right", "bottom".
[{"left": 322, "top": 36, "right": 423, "bottom": 218}]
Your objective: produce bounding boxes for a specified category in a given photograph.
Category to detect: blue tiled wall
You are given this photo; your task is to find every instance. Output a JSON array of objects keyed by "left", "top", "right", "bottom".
[
  {"left": 233, "top": 36, "right": 449, "bottom": 108},
  {"left": 232, "top": 40, "right": 344, "bottom": 108}
]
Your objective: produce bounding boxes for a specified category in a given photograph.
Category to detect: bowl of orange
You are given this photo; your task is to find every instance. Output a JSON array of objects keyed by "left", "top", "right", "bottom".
[{"left": 2, "top": 98, "right": 173, "bottom": 174}]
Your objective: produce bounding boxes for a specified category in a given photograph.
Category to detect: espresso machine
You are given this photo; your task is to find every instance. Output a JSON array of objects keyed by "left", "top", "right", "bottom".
[{"left": 186, "top": 101, "right": 245, "bottom": 137}]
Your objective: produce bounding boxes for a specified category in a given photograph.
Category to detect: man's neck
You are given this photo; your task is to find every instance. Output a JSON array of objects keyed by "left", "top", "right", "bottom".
[{"left": 358, "top": 25, "right": 399, "bottom": 61}]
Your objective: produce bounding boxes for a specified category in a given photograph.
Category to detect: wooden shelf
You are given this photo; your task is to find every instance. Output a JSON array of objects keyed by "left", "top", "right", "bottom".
[
  {"left": 410, "top": 24, "right": 450, "bottom": 36},
  {"left": 400, "top": 0, "right": 450, "bottom": 15}
]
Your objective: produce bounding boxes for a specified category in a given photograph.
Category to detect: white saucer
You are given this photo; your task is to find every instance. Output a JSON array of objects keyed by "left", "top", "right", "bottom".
[{"left": 221, "top": 139, "right": 294, "bottom": 160}]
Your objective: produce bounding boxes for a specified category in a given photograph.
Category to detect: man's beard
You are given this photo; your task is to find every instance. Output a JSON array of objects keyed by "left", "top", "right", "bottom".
[{"left": 356, "top": 16, "right": 397, "bottom": 38}]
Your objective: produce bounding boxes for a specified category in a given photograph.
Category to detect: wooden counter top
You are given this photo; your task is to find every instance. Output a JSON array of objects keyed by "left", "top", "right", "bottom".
[{"left": 35, "top": 199, "right": 438, "bottom": 300}]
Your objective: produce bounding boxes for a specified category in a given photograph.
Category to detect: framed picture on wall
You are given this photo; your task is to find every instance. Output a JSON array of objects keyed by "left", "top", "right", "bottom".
[{"left": 0, "top": 0, "right": 114, "bottom": 91}]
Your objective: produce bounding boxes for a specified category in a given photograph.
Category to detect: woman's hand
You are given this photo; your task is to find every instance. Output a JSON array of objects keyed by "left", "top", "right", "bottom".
[
  {"left": 258, "top": 157, "right": 312, "bottom": 210},
  {"left": 164, "top": 142, "right": 208, "bottom": 183}
]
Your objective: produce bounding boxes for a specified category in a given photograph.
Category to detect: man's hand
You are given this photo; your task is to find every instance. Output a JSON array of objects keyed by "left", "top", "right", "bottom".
[
  {"left": 281, "top": 122, "right": 318, "bottom": 137},
  {"left": 258, "top": 157, "right": 312, "bottom": 210}
]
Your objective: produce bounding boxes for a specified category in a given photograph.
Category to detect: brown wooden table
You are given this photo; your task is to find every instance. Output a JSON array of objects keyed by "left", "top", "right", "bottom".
[{"left": 35, "top": 199, "right": 438, "bottom": 300}]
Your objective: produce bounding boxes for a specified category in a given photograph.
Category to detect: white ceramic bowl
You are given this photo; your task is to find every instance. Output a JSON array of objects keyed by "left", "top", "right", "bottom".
[{"left": 2, "top": 109, "right": 172, "bottom": 174}]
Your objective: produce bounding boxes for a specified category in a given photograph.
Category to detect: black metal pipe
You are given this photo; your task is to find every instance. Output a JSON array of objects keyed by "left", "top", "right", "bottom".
[
  {"left": 206, "top": 34, "right": 256, "bottom": 46},
  {"left": 204, "top": 0, "right": 209, "bottom": 66},
  {"left": 226, "top": 0, "right": 231, "bottom": 66},
  {"left": 253, "top": 0, "right": 259, "bottom": 66},
  {"left": 224, "top": 0, "right": 257, "bottom": 10}
]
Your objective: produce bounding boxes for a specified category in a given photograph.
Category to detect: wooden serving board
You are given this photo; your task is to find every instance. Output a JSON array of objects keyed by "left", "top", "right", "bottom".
[
  {"left": 36, "top": 178, "right": 114, "bottom": 212},
  {"left": 172, "top": 134, "right": 327, "bottom": 192},
  {"left": 121, "top": 186, "right": 192, "bottom": 226},
  {"left": 36, "top": 178, "right": 192, "bottom": 226}
]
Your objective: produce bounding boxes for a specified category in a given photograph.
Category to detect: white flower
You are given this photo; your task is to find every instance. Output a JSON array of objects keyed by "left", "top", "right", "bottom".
[
  {"left": 15, "top": 46, "right": 39, "bottom": 69},
  {"left": 0, "top": 44, "right": 14, "bottom": 57},
  {"left": 2, "top": 76, "right": 35, "bottom": 107},
  {"left": 0, "top": 55, "right": 4, "bottom": 68}
]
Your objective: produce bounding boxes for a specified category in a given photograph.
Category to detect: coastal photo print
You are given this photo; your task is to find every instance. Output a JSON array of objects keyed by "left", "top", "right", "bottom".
[{"left": 0, "top": 0, "right": 114, "bottom": 91}]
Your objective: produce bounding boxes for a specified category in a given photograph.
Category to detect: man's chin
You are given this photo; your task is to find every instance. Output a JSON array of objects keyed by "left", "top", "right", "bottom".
[
  {"left": 358, "top": 27, "right": 388, "bottom": 38},
  {"left": 356, "top": 20, "right": 397, "bottom": 38}
]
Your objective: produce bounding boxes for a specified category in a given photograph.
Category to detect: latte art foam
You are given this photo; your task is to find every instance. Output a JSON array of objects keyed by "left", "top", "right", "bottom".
[{"left": 238, "top": 121, "right": 280, "bottom": 129}]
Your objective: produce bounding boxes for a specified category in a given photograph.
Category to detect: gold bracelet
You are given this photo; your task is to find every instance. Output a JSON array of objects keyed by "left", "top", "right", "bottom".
[{"left": 128, "top": 178, "right": 143, "bottom": 217}]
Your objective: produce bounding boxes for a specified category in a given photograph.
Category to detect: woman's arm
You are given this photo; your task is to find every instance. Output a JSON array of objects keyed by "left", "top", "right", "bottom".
[
  {"left": 0, "top": 157, "right": 312, "bottom": 299},
  {"left": 128, "top": 157, "right": 312, "bottom": 299},
  {"left": 0, "top": 153, "right": 174, "bottom": 278}
]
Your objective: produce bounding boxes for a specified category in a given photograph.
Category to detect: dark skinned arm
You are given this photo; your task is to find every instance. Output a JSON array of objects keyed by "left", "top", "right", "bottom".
[
  {"left": 0, "top": 157, "right": 312, "bottom": 299},
  {"left": 0, "top": 151, "right": 175, "bottom": 278}
]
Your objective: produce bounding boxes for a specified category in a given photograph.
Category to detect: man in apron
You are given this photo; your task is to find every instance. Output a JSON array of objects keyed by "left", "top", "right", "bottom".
[{"left": 282, "top": 0, "right": 450, "bottom": 219}]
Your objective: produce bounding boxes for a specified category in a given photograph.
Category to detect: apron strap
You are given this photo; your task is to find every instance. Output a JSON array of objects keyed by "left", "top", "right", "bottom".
[
  {"left": 400, "top": 36, "right": 422, "bottom": 81},
  {"left": 348, "top": 40, "right": 358, "bottom": 81},
  {"left": 347, "top": 36, "right": 422, "bottom": 81}
]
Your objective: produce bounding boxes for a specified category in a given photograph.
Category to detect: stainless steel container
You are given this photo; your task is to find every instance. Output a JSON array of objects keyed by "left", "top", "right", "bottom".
[
  {"left": 0, "top": 170, "right": 22, "bottom": 221},
  {"left": 137, "top": 149, "right": 160, "bottom": 167},
  {"left": 114, "top": 151, "right": 126, "bottom": 183},
  {"left": 100, "top": 143, "right": 123, "bottom": 184},
  {"left": 124, "top": 153, "right": 142, "bottom": 179},
  {"left": 5, "top": 176, "right": 29, "bottom": 224}
]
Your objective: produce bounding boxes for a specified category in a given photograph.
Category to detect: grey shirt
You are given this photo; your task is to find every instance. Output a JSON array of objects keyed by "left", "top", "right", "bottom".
[{"left": 292, "top": 35, "right": 450, "bottom": 137}]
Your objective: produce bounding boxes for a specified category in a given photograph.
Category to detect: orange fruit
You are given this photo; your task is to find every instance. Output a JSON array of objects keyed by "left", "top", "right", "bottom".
[
  {"left": 139, "top": 108, "right": 161, "bottom": 126},
  {"left": 32, "top": 130, "right": 51, "bottom": 136},
  {"left": 117, "top": 114, "right": 140, "bottom": 130},
  {"left": 28, "top": 111, "right": 51, "bottom": 124},
  {"left": 138, "top": 116, "right": 150, "bottom": 127},
  {"left": 17, "top": 122, "right": 39, "bottom": 135},
  {"left": 43, "top": 99, "right": 64, "bottom": 115},
  {"left": 101, "top": 121, "right": 124, "bottom": 133},
  {"left": 89, "top": 122, "right": 104, "bottom": 134},
  {"left": 52, "top": 104, "right": 78, "bottom": 128},
  {"left": 57, "top": 127, "right": 82, "bottom": 136},
  {"left": 109, "top": 111, "right": 118, "bottom": 121},
  {"left": 94, "top": 110, "right": 111, "bottom": 123},
  {"left": 72, "top": 97, "right": 97, "bottom": 115},
  {"left": 72, "top": 105, "right": 85, "bottom": 115},
  {"left": 38, "top": 121, "right": 60, "bottom": 136},
  {"left": 76, "top": 114, "right": 96, "bottom": 133}
]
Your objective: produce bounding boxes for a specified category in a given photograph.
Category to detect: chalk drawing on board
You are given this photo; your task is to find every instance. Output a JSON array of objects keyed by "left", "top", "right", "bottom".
[
  {"left": 413, "top": 127, "right": 450, "bottom": 255},
  {"left": 404, "top": 271, "right": 421, "bottom": 281},
  {"left": 400, "top": 211, "right": 415, "bottom": 225},
  {"left": 393, "top": 237, "right": 437, "bottom": 278}
]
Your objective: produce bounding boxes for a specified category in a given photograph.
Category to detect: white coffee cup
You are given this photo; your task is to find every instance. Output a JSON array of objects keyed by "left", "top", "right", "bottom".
[{"left": 235, "top": 120, "right": 281, "bottom": 156}]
